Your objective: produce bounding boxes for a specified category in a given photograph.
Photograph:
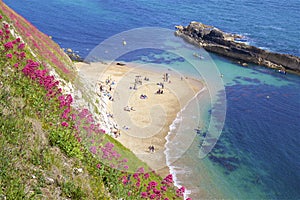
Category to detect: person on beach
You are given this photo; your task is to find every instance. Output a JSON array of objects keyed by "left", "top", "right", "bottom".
[
  {"left": 148, "top": 145, "right": 155, "bottom": 153},
  {"left": 106, "top": 76, "right": 111, "bottom": 85},
  {"left": 156, "top": 89, "right": 163, "bottom": 94},
  {"left": 124, "top": 106, "right": 134, "bottom": 112},
  {"left": 124, "top": 106, "right": 130, "bottom": 111},
  {"left": 106, "top": 112, "right": 113, "bottom": 118},
  {"left": 135, "top": 76, "right": 142, "bottom": 85},
  {"left": 140, "top": 94, "right": 147, "bottom": 99},
  {"left": 113, "top": 129, "right": 120, "bottom": 138}
]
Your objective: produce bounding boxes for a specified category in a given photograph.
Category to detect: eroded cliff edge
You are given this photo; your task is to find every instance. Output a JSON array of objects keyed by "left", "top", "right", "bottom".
[{"left": 175, "top": 22, "right": 300, "bottom": 73}]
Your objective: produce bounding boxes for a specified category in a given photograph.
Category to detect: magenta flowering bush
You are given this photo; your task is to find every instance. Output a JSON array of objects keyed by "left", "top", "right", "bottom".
[
  {"left": 1, "top": 3, "right": 73, "bottom": 79},
  {"left": 0, "top": 11, "right": 190, "bottom": 200},
  {"left": 6, "top": 53, "right": 12, "bottom": 59},
  {"left": 4, "top": 41, "right": 13, "bottom": 49}
]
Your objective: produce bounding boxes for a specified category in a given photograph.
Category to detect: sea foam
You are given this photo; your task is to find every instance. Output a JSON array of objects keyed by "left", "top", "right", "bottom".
[{"left": 164, "top": 87, "right": 207, "bottom": 199}]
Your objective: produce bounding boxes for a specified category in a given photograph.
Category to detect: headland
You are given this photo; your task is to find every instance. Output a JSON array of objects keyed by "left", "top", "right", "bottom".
[{"left": 175, "top": 21, "right": 300, "bottom": 74}]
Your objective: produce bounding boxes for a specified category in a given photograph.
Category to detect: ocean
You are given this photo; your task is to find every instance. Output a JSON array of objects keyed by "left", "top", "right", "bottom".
[{"left": 4, "top": 0, "right": 300, "bottom": 199}]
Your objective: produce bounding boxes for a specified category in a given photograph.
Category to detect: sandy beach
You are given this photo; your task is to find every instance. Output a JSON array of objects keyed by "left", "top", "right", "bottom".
[{"left": 76, "top": 61, "right": 203, "bottom": 176}]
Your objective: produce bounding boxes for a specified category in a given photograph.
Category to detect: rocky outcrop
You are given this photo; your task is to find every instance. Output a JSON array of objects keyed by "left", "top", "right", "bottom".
[
  {"left": 63, "top": 48, "right": 84, "bottom": 62},
  {"left": 175, "top": 22, "right": 300, "bottom": 73}
]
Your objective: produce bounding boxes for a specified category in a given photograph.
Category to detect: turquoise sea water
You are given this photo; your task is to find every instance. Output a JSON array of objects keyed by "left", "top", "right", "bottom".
[{"left": 4, "top": 0, "right": 300, "bottom": 199}]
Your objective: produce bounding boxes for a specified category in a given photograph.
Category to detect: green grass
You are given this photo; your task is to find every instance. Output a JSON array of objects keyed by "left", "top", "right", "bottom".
[{"left": 0, "top": 6, "right": 182, "bottom": 200}]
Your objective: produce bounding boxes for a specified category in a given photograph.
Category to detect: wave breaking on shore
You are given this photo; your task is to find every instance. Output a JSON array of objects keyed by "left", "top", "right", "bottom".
[{"left": 164, "top": 87, "right": 207, "bottom": 199}]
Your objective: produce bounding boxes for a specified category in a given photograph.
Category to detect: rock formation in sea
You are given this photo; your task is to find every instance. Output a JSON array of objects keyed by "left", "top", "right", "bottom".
[{"left": 175, "top": 22, "right": 300, "bottom": 73}]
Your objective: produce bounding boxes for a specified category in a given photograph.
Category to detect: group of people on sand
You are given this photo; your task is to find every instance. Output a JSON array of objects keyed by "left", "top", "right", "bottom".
[
  {"left": 106, "top": 112, "right": 113, "bottom": 118},
  {"left": 98, "top": 76, "right": 116, "bottom": 101},
  {"left": 111, "top": 127, "right": 121, "bottom": 138},
  {"left": 124, "top": 105, "right": 135, "bottom": 112},
  {"left": 140, "top": 94, "right": 148, "bottom": 99},
  {"left": 156, "top": 89, "right": 164, "bottom": 94},
  {"left": 148, "top": 145, "right": 155, "bottom": 153},
  {"left": 156, "top": 80, "right": 166, "bottom": 94},
  {"left": 163, "top": 73, "right": 171, "bottom": 83}
]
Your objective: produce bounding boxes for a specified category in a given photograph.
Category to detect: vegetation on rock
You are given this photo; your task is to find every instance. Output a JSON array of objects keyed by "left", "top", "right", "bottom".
[{"left": 0, "top": 4, "right": 188, "bottom": 200}]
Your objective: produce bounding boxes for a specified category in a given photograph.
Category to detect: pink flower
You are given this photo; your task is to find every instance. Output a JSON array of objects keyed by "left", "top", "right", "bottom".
[
  {"left": 90, "top": 146, "right": 97, "bottom": 154},
  {"left": 162, "top": 174, "right": 173, "bottom": 186},
  {"left": 4, "top": 24, "right": 9, "bottom": 29},
  {"left": 96, "top": 163, "right": 101, "bottom": 169},
  {"left": 4, "top": 42, "right": 13, "bottom": 49},
  {"left": 16, "top": 38, "right": 21, "bottom": 43},
  {"left": 153, "top": 188, "right": 160, "bottom": 195},
  {"left": 141, "top": 192, "right": 148, "bottom": 198},
  {"left": 144, "top": 173, "right": 150, "bottom": 179},
  {"left": 61, "top": 108, "right": 71, "bottom": 119},
  {"left": 13, "top": 63, "right": 19, "bottom": 68},
  {"left": 0, "top": 30, "right": 3, "bottom": 35},
  {"left": 127, "top": 192, "right": 131, "bottom": 196},
  {"left": 148, "top": 181, "right": 157, "bottom": 189},
  {"left": 19, "top": 52, "right": 26, "bottom": 59},
  {"left": 71, "top": 114, "right": 76, "bottom": 121},
  {"left": 136, "top": 181, "right": 140, "bottom": 187},
  {"left": 105, "top": 142, "right": 114, "bottom": 149},
  {"left": 161, "top": 186, "right": 167, "bottom": 191},
  {"left": 18, "top": 43, "right": 25, "bottom": 50},
  {"left": 133, "top": 173, "right": 139, "bottom": 179},
  {"left": 0, "top": 15, "right": 2, "bottom": 20},
  {"left": 124, "top": 165, "right": 129, "bottom": 170},
  {"left": 122, "top": 176, "right": 128, "bottom": 185},
  {"left": 137, "top": 167, "right": 145, "bottom": 173},
  {"left": 186, "top": 198, "right": 192, "bottom": 200},
  {"left": 6, "top": 54, "right": 12, "bottom": 59},
  {"left": 61, "top": 121, "right": 69, "bottom": 127},
  {"left": 176, "top": 186, "right": 185, "bottom": 197}
]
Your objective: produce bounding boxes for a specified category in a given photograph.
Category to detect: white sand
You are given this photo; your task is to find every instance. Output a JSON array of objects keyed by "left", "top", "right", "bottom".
[{"left": 76, "top": 61, "right": 203, "bottom": 176}]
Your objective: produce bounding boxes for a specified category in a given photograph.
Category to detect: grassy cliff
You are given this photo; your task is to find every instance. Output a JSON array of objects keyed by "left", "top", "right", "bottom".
[{"left": 0, "top": 3, "right": 187, "bottom": 200}]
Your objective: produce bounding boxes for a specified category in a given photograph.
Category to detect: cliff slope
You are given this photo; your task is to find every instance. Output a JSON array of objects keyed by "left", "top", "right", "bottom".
[{"left": 0, "top": 2, "right": 185, "bottom": 199}]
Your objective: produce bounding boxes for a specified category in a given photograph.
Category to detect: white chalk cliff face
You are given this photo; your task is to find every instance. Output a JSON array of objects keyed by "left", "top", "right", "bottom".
[{"left": 74, "top": 63, "right": 117, "bottom": 135}]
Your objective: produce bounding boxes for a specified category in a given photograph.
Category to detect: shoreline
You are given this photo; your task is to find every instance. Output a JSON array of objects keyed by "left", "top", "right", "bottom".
[{"left": 76, "top": 61, "right": 204, "bottom": 177}]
